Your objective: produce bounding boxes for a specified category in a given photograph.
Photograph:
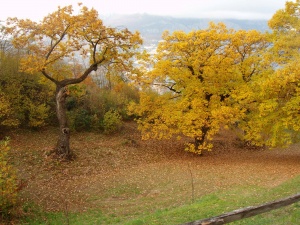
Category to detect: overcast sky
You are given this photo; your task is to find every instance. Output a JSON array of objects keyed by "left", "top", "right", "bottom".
[{"left": 0, "top": 0, "right": 290, "bottom": 21}]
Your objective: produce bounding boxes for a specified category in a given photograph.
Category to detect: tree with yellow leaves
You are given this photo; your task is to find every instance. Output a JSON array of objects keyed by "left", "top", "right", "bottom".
[
  {"left": 268, "top": 0, "right": 300, "bottom": 65},
  {"left": 129, "top": 23, "right": 271, "bottom": 154},
  {"left": 236, "top": 0, "right": 300, "bottom": 147},
  {"left": 6, "top": 4, "right": 142, "bottom": 159}
]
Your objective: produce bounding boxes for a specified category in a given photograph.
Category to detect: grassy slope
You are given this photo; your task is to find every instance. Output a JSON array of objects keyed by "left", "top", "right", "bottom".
[
  {"left": 7, "top": 123, "right": 300, "bottom": 224},
  {"left": 22, "top": 175, "right": 300, "bottom": 224}
]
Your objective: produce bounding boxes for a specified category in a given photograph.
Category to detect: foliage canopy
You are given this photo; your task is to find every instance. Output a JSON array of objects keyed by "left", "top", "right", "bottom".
[
  {"left": 130, "top": 23, "right": 271, "bottom": 153},
  {"left": 130, "top": 4, "right": 300, "bottom": 153}
]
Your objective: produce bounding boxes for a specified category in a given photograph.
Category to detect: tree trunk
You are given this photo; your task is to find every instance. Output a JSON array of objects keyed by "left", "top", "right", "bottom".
[
  {"left": 55, "top": 85, "right": 72, "bottom": 159},
  {"left": 194, "top": 126, "right": 209, "bottom": 151},
  {"left": 194, "top": 137, "right": 204, "bottom": 151}
]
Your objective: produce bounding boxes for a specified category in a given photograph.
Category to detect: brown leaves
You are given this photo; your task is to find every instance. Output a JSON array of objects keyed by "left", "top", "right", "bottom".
[{"left": 8, "top": 123, "right": 300, "bottom": 216}]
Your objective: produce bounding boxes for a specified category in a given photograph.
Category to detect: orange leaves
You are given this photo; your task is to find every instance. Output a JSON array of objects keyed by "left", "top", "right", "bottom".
[{"left": 6, "top": 4, "right": 142, "bottom": 86}]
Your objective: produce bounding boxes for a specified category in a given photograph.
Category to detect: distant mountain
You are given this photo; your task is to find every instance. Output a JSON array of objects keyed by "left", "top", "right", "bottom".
[{"left": 103, "top": 14, "right": 269, "bottom": 44}]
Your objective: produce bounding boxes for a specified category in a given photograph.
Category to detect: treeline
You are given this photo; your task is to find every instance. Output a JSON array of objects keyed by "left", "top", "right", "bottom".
[{"left": 1, "top": 1, "right": 300, "bottom": 154}]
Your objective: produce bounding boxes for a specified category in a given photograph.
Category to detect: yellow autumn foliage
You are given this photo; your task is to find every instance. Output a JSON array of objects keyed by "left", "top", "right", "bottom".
[
  {"left": 0, "top": 138, "right": 17, "bottom": 216},
  {"left": 130, "top": 1, "right": 300, "bottom": 153},
  {"left": 238, "top": 59, "right": 300, "bottom": 147},
  {"left": 236, "top": 0, "right": 300, "bottom": 147},
  {"left": 0, "top": 91, "right": 19, "bottom": 127},
  {"left": 6, "top": 4, "right": 143, "bottom": 83},
  {"left": 130, "top": 23, "right": 271, "bottom": 154}
]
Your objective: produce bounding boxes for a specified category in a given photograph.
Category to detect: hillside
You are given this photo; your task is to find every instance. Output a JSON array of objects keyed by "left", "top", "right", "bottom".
[
  {"left": 103, "top": 14, "right": 269, "bottom": 44},
  {"left": 9, "top": 122, "right": 300, "bottom": 224}
]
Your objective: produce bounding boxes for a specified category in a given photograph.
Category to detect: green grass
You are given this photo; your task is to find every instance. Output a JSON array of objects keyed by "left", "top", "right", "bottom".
[
  {"left": 21, "top": 206, "right": 121, "bottom": 225},
  {"left": 21, "top": 175, "right": 300, "bottom": 225}
]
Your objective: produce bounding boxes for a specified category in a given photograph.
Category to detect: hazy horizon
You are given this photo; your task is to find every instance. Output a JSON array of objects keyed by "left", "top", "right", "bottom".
[{"left": 0, "top": 0, "right": 289, "bottom": 22}]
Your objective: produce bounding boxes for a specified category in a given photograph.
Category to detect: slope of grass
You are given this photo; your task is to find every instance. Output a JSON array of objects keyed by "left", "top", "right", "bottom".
[
  {"left": 21, "top": 175, "right": 300, "bottom": 224},
  {"left": 7, "top": 124, "right": 300, "bottom": 224}
]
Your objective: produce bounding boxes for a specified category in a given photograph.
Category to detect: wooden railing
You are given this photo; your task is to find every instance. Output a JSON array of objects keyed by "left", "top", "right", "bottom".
[{"left": 181, "top": 193, "right": 300, "bottom": 225}]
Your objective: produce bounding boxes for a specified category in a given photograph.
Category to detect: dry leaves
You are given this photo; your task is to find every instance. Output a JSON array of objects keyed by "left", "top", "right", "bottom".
[{"left": 8, "top": 123, "right": 300, "bottom": 216}]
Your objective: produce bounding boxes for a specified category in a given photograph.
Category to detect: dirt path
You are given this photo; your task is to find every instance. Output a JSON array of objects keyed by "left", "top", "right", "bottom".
[{"left": 9, "top": 123, "right": 300, "bottom": 215}]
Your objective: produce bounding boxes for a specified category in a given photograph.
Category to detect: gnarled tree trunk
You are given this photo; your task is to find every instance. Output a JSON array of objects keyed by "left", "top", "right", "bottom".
[
  {"left": 55, "top": 85, "right": 72, "bottom": 159},
  {"left": 194, "top": 126, "right": 210, "bottom": 152}
]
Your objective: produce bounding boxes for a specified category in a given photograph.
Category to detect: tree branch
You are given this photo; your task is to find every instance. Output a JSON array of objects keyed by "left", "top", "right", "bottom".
[
  {"left": 45, "top": 24, "right": 70, "bottom": 60},
  {"left": 153, "top": 82, "right": 181, "bottom": 94},
  {"left": 41, "top": 68, "right": 59, "bottom": 84},
  {"left": 60, "top": 49, "right": 107, "bottom": 86}
]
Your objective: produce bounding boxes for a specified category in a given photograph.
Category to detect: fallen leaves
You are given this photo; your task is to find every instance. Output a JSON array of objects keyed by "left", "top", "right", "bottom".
[{"left": 8, "top": 122, "right": 300, "bottom": 216}]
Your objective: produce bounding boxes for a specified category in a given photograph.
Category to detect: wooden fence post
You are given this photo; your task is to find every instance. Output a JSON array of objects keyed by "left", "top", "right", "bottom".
[{"left": 181, "top": 193, "right": 300, "bottom": 225}]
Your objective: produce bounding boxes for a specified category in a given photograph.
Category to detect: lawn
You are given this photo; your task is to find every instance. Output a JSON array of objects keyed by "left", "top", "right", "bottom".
[{"left": 7, "top": 122, "right": 300, "bottom": 224}]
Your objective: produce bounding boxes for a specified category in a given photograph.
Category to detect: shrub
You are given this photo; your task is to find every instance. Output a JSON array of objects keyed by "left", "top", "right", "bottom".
[
  {"left": 68, "top": 109, "right": 92, "bottom": 132},
  {"left": 66, "top": 81, "right": 139, "bottom": 132},
  {"left": 0, "top": 90, "right": 19, "bottom": 128},
  {"left": 90, "top": 114, "right": 103, "bottom": 131},
  {"left": 103, "top": 110, "right": 122, "bottom": 134},
  {"left": 0, "top": 52, "right": 54, "bottom": 130},
  {"left": 0, "top": 137, "right": 17, "bottom": 218}
]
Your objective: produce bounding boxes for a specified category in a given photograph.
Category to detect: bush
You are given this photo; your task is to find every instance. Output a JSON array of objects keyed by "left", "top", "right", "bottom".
[
  {"left": 66, "top": 81, "right": 139, "bottom": 133},
  {"left": 0, "top": 137, "right": 17, "bottom": 218},
  {"left": 67, "top": 109, "right": 92, "bottom": 132},
  {"left": 103, "top": 110, "right": 122, "bottom": 134},
  {"left": 0, "top": 51, "right": 54, "bottom": 130},
  {"left": 73, "top": 109, "right": 92, "bottom": 132},
  {"left": 0, "top": 90, "right": 20, "bottom": 129}
]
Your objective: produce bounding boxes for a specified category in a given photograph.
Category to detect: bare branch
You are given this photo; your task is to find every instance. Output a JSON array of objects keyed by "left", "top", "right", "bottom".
[{"left": 153, "top": 82, "right": 182, "bottom": 94}]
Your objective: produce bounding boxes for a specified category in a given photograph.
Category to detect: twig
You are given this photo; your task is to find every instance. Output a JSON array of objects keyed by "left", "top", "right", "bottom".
[
  {"left": 64, "top": 201, "right": 70, "bottom": 225},
  {"left": 188, "top": 163, "right": 195, "bottom": 203}
]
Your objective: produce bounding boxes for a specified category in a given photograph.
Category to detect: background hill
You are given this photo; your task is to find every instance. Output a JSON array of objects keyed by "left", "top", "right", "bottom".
[{"left": 103, "top": 14, "right": 269, "bottom": 45}]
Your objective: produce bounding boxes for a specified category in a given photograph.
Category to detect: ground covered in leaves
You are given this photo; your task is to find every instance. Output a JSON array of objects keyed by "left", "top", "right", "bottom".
[{"left": 8, "top": 122, "right": 300, "bottom": 219}]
